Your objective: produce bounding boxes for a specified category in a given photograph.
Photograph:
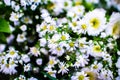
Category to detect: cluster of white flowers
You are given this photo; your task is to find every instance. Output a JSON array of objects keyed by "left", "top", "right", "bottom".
[{"left": 0, "top": 0, "right": 120, "bottom": 80}]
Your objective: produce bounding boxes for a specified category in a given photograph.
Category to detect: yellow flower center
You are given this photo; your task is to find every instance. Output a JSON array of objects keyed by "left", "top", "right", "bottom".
[
  {"left": 72, "top": 22, "right": 77, "bottom": 27},
  {"left": 78, "top": 75, "right": 84, "bottom": 80},
  {"left": 48, "top": 72, "right": 54, "bottom": 75},
  {"left": 49, "top": 60, "right": 54, "bottom": 65},
  {"left": 69, "top": 42, "right": 74, "bottom": 47},
  {"left": 79, "top": 43, "right": 84, "bottom": 47},
  {"left": 57, "top": 47, "right": 61, "bottom": 51},
  {"left": 86, "top": 71, "right": 96, "bottom": 80},
  {"left": 81, "top": 24, "right": 87, "bottom": 30},
  {"left": 31, "top": 48, "right": 38, "bottom": 54},
  {"left": 34, "top": 0, "right": 38, "bottom": 2},
  {"left": 93, "top": 45, "right": 101, "bottom": 53},
  {"left": 24, "top": 17, "right": 29, "bottom": 23},
  {"left": 1, "top": 59, "right": 4, "bottom": 64},
  {"left": 75, "top": 1, "right": 81, "bottom": 6},
  {"left": 14, "top": 15, "right": 18, "bottom": 19},
  {"left": 5, "top": 64, "right": 9, "bottom": 68},
  {"left": 47, "top": 3, "right": 55, "bottom": 10},
  {"left": 112, "top": 22, "right": 120, "bottom": 36},
  {"left": 61, "top": 35, "right": 66, "bottom": 40},
  {"left": 49, "top": 25, "right": 55, "bottom": 31},
  {"left": 90, "top": 18, "right": 100, "bottom": 29},
  {"left": 10, "top": 50, "right": 15, "bottom": 55},
  {"left": 64, "top": 2, "right": 68, "bottom": 7},
  {"left": 10, "top": 61, "right": 15, "bottom": 65},
  {"left": 93, "top": 65, "right": 98, "bottom": 69},
  {"left": 42, "top": 25, "right": 47, "bottom": 30}
]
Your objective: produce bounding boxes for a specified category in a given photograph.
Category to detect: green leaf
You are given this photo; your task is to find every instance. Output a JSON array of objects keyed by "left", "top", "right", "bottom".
[
  {"left": 0, "top": 32, "right": 6, "bottom": 43},
  {"left": 41, "top": 71, "right": 57, "bottom": 80},
  {"left": 0, "top": 18, "right": 11, "bottom": 33}
]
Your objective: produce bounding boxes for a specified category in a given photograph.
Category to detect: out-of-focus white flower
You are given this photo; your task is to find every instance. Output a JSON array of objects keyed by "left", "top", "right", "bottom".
[
  {"left": 74, "top": 54, "right": 89, "bottom": 68},
  {"left": 91, "top": 61, "right": 103, "bottom": 73},
  {"left": 106, "top": 12, "right": 120, "bottom": 39},
  {"left": 67, "top": 5, "right": 85, "bottom": 18},
  {"left": 16, "top": 33, "right": 26, "bottom": 43},
  {"left": 50, "top": 46, "right": 65, "bottom": 56},
  {"left": 0, "top": 44, "right": 6, "bottom": 53},
  {"left": 99, "top": 69, "right": 113, "bottom": 80},
  {"left": 44, "top": 67, "right": 57, "bottom": 78},
  {"left": 31, "top": 4, "right": 37, "bottom": 11},
  {"left": 40, "top": 48, "right": 48, "bottom": 55},
  {"left": 10, "top": 12, "right": 23, "bottom": 22},
  {"left": 116, "top": 57, "right": 120, "bottom": 68},
  {"left": 21, "top": 54, "right": 30, "bottom": 63},
  {"left": 117, "top": 51, "right": 120, "bottom": 55},
  {"left": 6, "top": 47, "right": 18, "bottom": 59},
  {"left": 39, "top": 38, "right": 47, "bottom": 47},
  {"left": 29, "top": 47, "right": 40, "bottom": 57},
  {"left": 116, "top": 76, "right": 120, "bottom": 80},
  {"left": 20, "top": 25, "right": 27, "bottom": 31},
  {"left": 86, "top": 0, "right": 99, "bottom": 4},
  {"left": 71, "top": 71, "right": 89, "bottom": 80},
  {"left": 1, "top": 59, "right": 17, "bottom": 75},
  {"left": 88, "top": 44, "right": 104, "bottom": 57},
  {"left": 48, "top": 56, "right": 58, "bottom": 67},
  {"left": 21, "top": 16, "right": 33, "bottom": 24},
  {"left": 18, "top": 75, "right": 26, "bottom": 80},
  {"left": 24, "top": 63, "right": 31, "bottom": 72},
  {"left": 4, "top": 0, "right": 11, "bottom": 6},
  {"left": 28, "top": 77, "right": 38, "bottom": 80},
  {"left": 36, "top": 58, "right": 42, "bottom": 65},
  {"left": 58, "top": 62, "right": 69, "bottom": 75}
]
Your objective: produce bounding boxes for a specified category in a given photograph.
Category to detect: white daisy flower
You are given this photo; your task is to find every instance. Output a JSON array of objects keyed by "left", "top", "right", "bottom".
[
  {"left": 29, "top": 47, "right": 40, "bottom": 57},
  {"left": 2, "top": 59, "right": 17, "bottom": 75},
  {"left": 88, "top": 44, "right": 104, "bottom": 57},
  {"left": 74, "top": 54, "right": 89, "bottom": 68},
  {"left": 39, "top": 38, "right": 47, "bottom": 47},
  {"left": 21, "top": 54, "right": 30, "bottom": 63},
  {"left": 99, "top": 69, "right": 113, "bottom": 80},
  {"left": 71, "top": 71, "right": 89, "bottom": 80},
  {"left": 16, "top": 33, "right": 26, "bottom": 43},
  {"left": 9, "top": 12, "right": 23, "bottom": 22},
  {"left": 60, "top": 32, "right": 70, "bottom": 41},
  {"left": 24, "top": 63, "right": 31, "bottom": 72},
  {"left": 106, "top": 12, "right": 120, "bottom": 39},
  {"left": 84, "top": 9, "right": 106, "bottom": 36},
  {"left": 75, "top": 37, "right": 88, "bottom": 53},
  {"left": 18, "top": 75, "right": 26, "bottom": 80},
  {"left": 67, "top": 5, "right": 85, "bottom": 18},
  {"left": 21, "top": 16, "right": 33, "bottom": 24},
  {"left": 48, "top": 56, "right": 58, "bottom": 67},
  {"left": 44, "top": 67, "right": 57, "bottom": 78},
  {"left": 91, "top": 61, "right": 103, "bottom": 73},
  {"left": 69, "top": 19, "right": 79, "bottom": 33},
  {"left": 49, "top": 46, "right": 65, "bottom": 56},
  {"left": 31, "top": 4, "right": 37, "bottom": 11},
  {"left": 58, "top": 62, "right": 69, "bottom": 75},
  {"left": 6, "top": 47, "right": 18, "bottom": 59}
]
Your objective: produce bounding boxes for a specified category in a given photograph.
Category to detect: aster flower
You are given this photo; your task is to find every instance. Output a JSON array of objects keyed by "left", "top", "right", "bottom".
[
  {"left": 84, "top": 9, "right": 106, "bottom": 36},
  {"left": 58, "top": 62, "right": 69, "bottom": 75}
]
